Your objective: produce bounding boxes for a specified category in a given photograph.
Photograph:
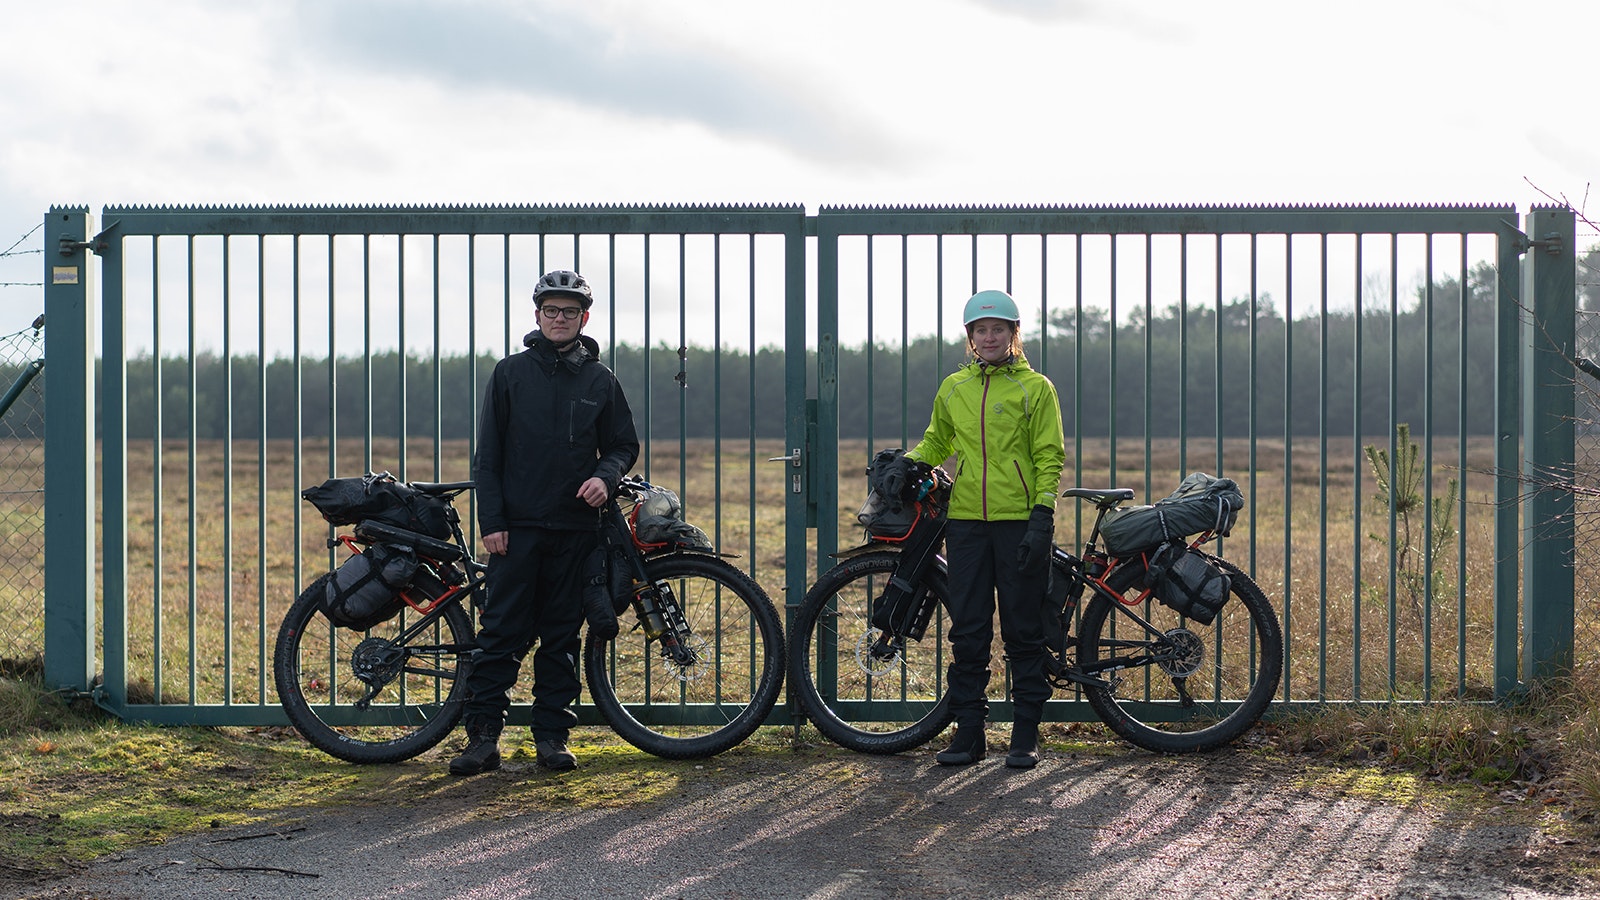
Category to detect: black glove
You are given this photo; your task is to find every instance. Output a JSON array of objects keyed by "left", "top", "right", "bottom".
[
  {"left": 1016, "top": 504, "right": 1055, "bottom": 574},
  {"left": 880, "top": 453, "right": 914, "bottom": 501}
]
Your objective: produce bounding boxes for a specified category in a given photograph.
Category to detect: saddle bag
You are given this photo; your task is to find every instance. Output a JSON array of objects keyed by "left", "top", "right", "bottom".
[
  {"left": 316, "top": 542, "right": 419, "bottom": 630},
  {"left": 1098, "top": 472, "right": 1244, "bottom": 557},
  {"left": 302, "top": 472, "right": 454, "bottom": 540}
]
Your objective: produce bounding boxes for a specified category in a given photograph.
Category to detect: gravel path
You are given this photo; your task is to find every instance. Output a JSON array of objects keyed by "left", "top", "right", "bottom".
[{"left": 6, "top": 743, "right": 1597, "bottom": 900}]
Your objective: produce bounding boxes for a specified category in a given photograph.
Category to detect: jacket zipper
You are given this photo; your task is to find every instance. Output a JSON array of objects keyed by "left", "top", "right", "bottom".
[{"left": 979, "top": 372, "right": 990, "bottom": 519}]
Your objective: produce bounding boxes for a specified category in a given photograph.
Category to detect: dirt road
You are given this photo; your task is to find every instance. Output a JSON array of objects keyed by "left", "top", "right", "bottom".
[{"left": 6, "top": 741, "right": 1597, "bottom": 900}]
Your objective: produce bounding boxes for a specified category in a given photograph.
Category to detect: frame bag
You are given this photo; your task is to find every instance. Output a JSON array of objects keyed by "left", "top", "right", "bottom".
[{"left": 314, "top": 543, "right": 419, "bottom": 630}]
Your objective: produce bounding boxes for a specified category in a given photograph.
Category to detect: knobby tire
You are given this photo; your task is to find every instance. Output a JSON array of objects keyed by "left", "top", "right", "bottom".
[
  {"left": 788, "top": 551, "right": 954, "bottom": 754},
  {"left": 274, "top": 574, "right": 474, "bottom": 764},
  {"left": 583, "top": 552, "right": 785, "bottom": 760},
  {"left": 1077, "top": 553, "right": 1283, "bottom": 753}
]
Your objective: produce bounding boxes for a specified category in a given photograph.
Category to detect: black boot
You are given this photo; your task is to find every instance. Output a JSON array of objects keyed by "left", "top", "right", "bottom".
[
  {"left": 448, "top": 714, "right": 503, "bottom": 776},
  {"left": 534, "top": 734, "right": 577, "bottom": 772},
  {"left": 1005, "top": 719, "right": 1040, "bottom": 769},
  {"left": 935, "top": 723, "right": 987, "bottom": 766}
]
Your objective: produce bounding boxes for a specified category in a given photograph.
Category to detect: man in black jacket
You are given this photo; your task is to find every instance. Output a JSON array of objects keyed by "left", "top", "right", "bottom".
[{"left": 450, "top": 269, "right": 640, "bottom": 776}]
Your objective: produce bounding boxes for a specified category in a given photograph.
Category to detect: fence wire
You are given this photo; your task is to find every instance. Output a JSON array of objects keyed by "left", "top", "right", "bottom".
[{"left": 0, "top": 317, "right": 45, "bottom": 667}]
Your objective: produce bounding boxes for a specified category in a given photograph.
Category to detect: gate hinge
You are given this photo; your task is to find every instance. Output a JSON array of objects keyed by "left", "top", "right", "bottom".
[
  {"left": 1506, "top": 222, "right": 1563, "bottom": 257},
  {"left": 56, "top": 219, "right": 120, "bottom": 257}
]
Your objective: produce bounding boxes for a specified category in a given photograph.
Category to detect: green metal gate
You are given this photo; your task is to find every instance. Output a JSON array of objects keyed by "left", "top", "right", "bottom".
[
  {"left": 44, "top": 204, "right": 807, "bottom": 725},
  {"left": 801, "top": 204, "right": 1576, "bottom": 721},
  {"left": 41, "top": 202, "right": 1578, "bottom": 728}
]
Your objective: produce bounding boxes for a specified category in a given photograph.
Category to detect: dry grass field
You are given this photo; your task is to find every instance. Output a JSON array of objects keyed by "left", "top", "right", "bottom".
[{"left": 9, "top": 431, "right": 1529, "bottom": 711}]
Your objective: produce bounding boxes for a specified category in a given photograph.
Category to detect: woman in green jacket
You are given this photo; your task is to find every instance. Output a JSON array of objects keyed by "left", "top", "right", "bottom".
[{"left": 904, "top": 289, "right": 1067, "bottom": 768}]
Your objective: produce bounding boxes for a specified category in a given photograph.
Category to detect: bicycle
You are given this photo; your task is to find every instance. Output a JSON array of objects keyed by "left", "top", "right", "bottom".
[
  {"left": 787, "top": 465, "right": 1284, "bottom": 756},
  {"left": 274, "top": 474, "right": 786, "bottom": 764}
]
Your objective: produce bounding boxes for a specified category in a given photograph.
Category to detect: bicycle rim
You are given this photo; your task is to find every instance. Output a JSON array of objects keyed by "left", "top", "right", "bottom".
[
  {"left": 789, "top": 551, "right": 953, "bottom": 754},
  {"left": 1077, "top": 554, "right": 1283, "bottom": 753},
  {"left": 274, "top": 574, "right": 473, "bottom": 764},
  {"left": 584, "top": 553, "right": 785, "bottom": 759}
]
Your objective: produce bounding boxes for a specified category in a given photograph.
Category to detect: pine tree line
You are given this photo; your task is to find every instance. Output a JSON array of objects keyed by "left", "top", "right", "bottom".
[{"left": 0, "top": 267, "right": 1506, "bottom": 440}]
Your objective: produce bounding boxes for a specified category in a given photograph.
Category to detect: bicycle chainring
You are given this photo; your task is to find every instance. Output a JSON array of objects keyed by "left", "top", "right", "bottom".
[
  {"left": 1155, "top": 628, "right": 1205, "bottom": 679},
  {"left": 350, "top": 637, "right": 406, "bottom": 688}
]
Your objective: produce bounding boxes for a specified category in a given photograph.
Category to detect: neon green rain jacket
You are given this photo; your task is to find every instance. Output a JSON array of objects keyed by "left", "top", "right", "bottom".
[{"left": 905, "top": 354, "right": 1066, "bottom": 521}]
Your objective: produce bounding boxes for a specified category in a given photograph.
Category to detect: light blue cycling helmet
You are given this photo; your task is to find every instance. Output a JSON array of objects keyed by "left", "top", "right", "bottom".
[{"left": 962, "top": 290, "right": 1021, "bottom": 326}]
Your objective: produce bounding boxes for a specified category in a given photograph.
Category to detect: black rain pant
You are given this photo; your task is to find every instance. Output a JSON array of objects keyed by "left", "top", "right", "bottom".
[
  {"left": 463, "top": 526, "right": 595, "bottom": 740},
  {"left": 942, "top": 518, "right": 1054, "bottom": 728}
]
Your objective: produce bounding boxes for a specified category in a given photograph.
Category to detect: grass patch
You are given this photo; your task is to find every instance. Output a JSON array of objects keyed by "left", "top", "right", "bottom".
[
  {"left": 0, "top": 667, "right": 798, "bottom": 884},
  {"left": 1260, "top": 661, "right": 1600, "bottom": 836}
]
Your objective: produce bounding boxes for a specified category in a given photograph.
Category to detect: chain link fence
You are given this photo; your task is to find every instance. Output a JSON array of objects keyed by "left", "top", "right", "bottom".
[
  {"left": 1575, "top": 230, "right": 1600, "bottom": 661},
  {"left": 0, "top": 317, "right": 45, "bottom": 668}
]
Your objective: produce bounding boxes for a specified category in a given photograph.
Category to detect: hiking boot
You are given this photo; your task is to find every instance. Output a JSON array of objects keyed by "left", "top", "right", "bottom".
[
  {"left": 934, "top": 723, "right": 987, "bottom": 766},
  {"left": 534, "top": 738, "right": 577, "bottom": 771},
  {"left": 448, "top": 714, "right": 503, "bottom": 776},
  {"left": 1005, "top": 720, "right": 1040, "bottom": 769}
]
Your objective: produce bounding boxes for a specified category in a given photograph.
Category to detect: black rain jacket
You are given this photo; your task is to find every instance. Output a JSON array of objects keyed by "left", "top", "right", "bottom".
[{"left": 474, "top": 330, "right": 640, "bottom": 534}]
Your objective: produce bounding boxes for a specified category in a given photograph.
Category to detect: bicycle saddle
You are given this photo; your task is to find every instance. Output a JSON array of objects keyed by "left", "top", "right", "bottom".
[
  {"left": 1061, "top": 487, "right": 1136, "bottom": 507},
  {"left": 410, "top": 480, "right": 475, "bottom": 495}
]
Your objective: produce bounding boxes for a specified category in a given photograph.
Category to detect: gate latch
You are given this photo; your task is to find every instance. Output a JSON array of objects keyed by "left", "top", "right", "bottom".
[{"left": 767, "top": 447, "right": 804, "bottom": 494}]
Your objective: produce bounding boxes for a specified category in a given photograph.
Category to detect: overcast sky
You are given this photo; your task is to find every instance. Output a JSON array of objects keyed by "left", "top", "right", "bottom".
[{"left": 3, "top": 0, "right": 1597, "bottom": 338}]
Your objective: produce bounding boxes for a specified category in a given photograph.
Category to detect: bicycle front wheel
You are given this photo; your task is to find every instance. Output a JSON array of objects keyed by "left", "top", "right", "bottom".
[
  {"left": 274, "top": 574, "right": 474, "bottom": 764},
  {"left": 788, "top": 550, "right": 953, "bottom": 754},
  {"left": 584, "top": 553, "right": 785, "bottom": 759},
  {"left": 1077, "top": 553, "right": 1282, "bottom": 753}
]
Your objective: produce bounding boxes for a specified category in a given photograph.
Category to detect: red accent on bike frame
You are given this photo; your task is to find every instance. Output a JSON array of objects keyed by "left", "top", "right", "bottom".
[
  {"left": 626, "top": 504, "right": 671, "bottom": 553},
  {"left": 1093, "top": 554, "right": 1155, "bottom": 606},
  {"left": 1091, "top": 530, "right": 1220, "bottom": 606},
  {"left": 868, "top": 501, "right": 930, "bottom": 544},
  {"left": 399, "top": 584, "right": 457, "bottom": 616},
  {"left": 336, "top": 532, "right": 453, "bottom": 616}
]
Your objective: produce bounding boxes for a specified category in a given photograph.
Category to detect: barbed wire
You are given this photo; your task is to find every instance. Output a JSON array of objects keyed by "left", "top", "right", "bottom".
[{"left": 0, "top": 224, "right": 41, "bottom": 259}]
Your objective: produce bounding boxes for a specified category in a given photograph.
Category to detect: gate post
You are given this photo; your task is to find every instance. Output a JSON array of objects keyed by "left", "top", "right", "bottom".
[
  {"left": 42, "top": 207, "right": 97, "bottom": 692},
  {"left": 1521, "top": 205, "right": 1577, "bottom": 683}
]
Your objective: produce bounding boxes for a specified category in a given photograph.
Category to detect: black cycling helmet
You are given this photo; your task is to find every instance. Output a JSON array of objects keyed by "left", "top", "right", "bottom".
[{"left": 532, "top": 270, "right": 594, "bottom": 309}]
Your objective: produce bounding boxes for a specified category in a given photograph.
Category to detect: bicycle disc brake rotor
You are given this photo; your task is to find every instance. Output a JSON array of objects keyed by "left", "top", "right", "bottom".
[
  {"left": 350, "top": 637, "right": 406, "bottom": 687},
  {"left": 1156, "top": 628, "right": 1205, "bottom": 679},
  {"left": 659, "top": 633, "right": 711, "bottom": 683},
  {"left": 853, "top": 628, "right": 901, "bottom": 678}
]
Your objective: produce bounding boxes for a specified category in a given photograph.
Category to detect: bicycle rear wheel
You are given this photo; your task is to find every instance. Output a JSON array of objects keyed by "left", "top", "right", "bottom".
[
  {"left": 788, "top": 550, "right": 953, "bottom": 754},
  {"left": 274, "top": 572, "right": 474, "bottom": 764},
  {"left": 1077, "top": 553, "right": 1282, "bottom": 753},
  {"left": 584, "top": 553, "right": 785, "bottom": 760}
]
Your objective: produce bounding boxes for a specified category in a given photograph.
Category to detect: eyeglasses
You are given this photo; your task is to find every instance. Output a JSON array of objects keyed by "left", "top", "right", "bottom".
[{"left": 540, "top": 305, "right": 584, "bottom": 321}]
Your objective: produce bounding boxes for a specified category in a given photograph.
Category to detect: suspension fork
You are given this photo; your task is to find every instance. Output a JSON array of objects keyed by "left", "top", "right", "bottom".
[{"left": 603, "top": 504, "right": 697, "bottom": 665}]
